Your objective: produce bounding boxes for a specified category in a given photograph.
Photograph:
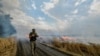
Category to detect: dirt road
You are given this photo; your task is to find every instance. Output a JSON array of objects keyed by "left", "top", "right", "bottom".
[{"left": 16, "top": 39, "right": 68, "bottom": 56}]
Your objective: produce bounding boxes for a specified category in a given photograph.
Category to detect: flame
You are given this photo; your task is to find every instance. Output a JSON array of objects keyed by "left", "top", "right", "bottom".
[
  {"left": 61, "top": 36, "right": 76, "bottom": 41},
  {"left": 26, "top": 35, "right": 29, "bottom": 38}
]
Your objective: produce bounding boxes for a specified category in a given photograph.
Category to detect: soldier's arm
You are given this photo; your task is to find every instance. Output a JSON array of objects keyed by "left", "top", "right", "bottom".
[{"left": 35, "top": 33, "right": 39, "bottom": 37}]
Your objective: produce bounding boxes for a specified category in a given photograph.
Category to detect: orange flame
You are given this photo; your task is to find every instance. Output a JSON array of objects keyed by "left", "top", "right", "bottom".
[{"left": 61, "top": 36, "right": 76, "bottom": 41}]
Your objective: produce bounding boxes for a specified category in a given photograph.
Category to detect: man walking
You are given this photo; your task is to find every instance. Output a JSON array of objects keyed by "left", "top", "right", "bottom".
[{"left": 29, "top": 29, "right": 39, "bottom": 56}]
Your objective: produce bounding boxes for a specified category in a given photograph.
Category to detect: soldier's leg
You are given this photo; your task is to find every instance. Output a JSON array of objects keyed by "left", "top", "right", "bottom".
[
  {"left": 30, "top": 41, "right": 35, "bottom": 56},
  {"left": 34, "top": 41, "right": 36, "bottom": 53}
]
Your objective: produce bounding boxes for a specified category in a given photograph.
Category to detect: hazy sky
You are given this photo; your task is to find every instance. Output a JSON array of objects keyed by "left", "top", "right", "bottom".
[{"left": 0, "top": 0, "right": 100, "bottom": 43}]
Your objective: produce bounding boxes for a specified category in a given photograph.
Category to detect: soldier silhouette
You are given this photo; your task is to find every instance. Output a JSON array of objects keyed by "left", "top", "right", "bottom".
[{"left": 29, "top": 29, "right": 39, "bottom": 56}]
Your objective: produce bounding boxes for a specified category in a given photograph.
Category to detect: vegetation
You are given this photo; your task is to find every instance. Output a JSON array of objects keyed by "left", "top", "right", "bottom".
[
  {"left": 52, "top": 38, "right": 100, "bottom": 56},
  {"left": 0, "top": 37, "right": 17, "bottom": 56}
]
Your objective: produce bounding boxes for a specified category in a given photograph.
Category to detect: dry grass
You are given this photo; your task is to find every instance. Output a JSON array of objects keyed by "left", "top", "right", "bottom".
[
  {"left": 0, "top": 37, "right": 17, "bottom": 56},
  {"left": 52, "top": 38, "right": 100, "bottom": 56}
]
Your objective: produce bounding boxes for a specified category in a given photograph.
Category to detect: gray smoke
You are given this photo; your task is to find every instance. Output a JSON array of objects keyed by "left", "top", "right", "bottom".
[
  {"left": 0, "top": 14, "right": 16, "bottom": 37},
  {"left": 66, "top": 16, "right": 100, "bottom": 37},
  {"left": 0, "top": 0, "right": 16, "bottom": 37}
]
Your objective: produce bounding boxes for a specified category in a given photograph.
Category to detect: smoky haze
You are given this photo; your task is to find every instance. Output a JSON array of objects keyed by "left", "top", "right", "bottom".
[
  {"left": 0, "top": 12, "right": 16, "bottom": 37},
  {"left": 0, "top": 0, "right": 16, "bottom": 37}
]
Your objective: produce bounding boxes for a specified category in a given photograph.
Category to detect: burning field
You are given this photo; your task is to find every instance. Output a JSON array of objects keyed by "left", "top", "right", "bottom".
[
  {"left": 52, "top": 37, "right": 100, "bottom": 56},
  {"left": 0, "top": 37, "right": 17, "bottom": 56}
]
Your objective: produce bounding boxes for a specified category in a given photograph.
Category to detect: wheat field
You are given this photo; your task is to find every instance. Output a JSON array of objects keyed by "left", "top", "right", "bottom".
[
  {"left": 0, "top": 37, "right": 17, "bottom": 56},
  {"left": 52, "top": 38, "right": 100, "bottom": 56}
]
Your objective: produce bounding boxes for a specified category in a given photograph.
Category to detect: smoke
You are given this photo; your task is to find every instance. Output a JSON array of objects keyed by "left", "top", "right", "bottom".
[
  {"left": 66, "top": 15, "right": 100, "bottom": 37},
  {"left": 0, "top": 0, "right": 16, "bottom": 37},
  {"left": 0, "top": 14, "right": 16, "bottom": 37}
]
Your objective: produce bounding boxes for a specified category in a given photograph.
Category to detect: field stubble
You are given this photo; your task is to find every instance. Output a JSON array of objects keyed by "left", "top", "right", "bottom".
[
  {"left": 0, "top": 37, "right": 17, "bottom": 56},
  {"left": 52, "top": 38, "right": 100, "bottom": 56}
]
